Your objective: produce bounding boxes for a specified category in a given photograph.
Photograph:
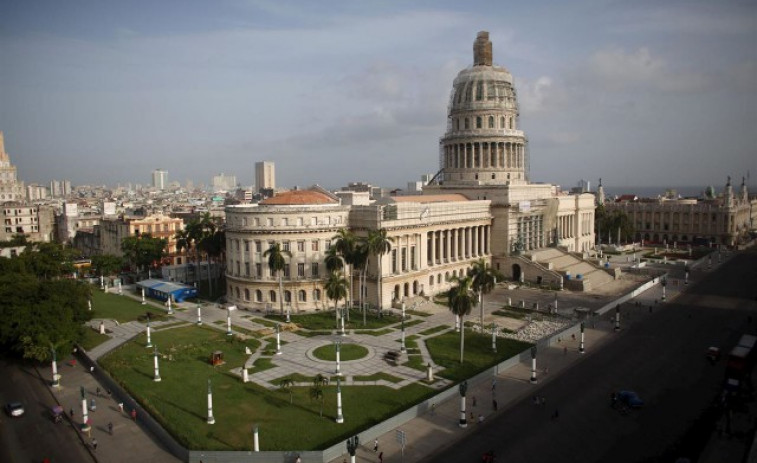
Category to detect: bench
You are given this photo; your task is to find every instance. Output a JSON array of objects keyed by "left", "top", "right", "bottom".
[{"left": 383, "top": 350, "right": 401, "bottom": 366}]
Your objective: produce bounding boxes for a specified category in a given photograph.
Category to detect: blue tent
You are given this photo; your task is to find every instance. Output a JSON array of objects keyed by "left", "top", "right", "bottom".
[{"left": 136, "top": 279, "right": 197, "bottom": 303}]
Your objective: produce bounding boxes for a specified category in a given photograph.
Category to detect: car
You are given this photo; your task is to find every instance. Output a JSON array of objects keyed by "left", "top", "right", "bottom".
[
  {"left": 5, "top": 401, "right": 25, "bottom": 417},
  {"left": 706, "top": 346, "right": 721, "bottom": 363},
  {"left": 615, "top": 391, "right": 644, "bottom": 408}
]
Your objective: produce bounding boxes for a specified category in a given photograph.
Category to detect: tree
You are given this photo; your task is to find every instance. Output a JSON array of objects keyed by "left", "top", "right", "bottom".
[
  {"left": 351, "top": 241, "right": 369, "bottom": 326},
  {"left": 279, "top": 376, "right": 295, "bottom": 404},
  {"left": 90, "top": 254, "right": 124, "bottom": 277},
  {"left": 18, "top": 242, "right": 77, "bottom": 280},
  {"left": 121, "top": 234, "right": 167, "bottom": 275},
  {"left": 446, "top": 276, "right": 476, "bottom": 363},
  {"left": 366, "top": 228, "right": 394, "bottom": 311},
  {"left": 310, "top": 374, "right": 329, "bottom": 417},
  {"left": 324, "top": 270, "right": 348, "bottom": 329},
  {"left": 595, "top": 205, "right": 634, "bottom": 245},
  {"left": 332, "top": 229, "right": 356, "bottom": 310},
  {"left": 469, "top": 259, "right": 503, "bottom": 332},
  {"left": 263, "top": 243, "right": 291, "bottom": 316}
]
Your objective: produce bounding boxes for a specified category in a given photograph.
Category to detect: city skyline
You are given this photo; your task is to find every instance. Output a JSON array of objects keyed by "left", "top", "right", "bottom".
[{"left": 1, "top": 0, "right": 755, "bottom": 191}]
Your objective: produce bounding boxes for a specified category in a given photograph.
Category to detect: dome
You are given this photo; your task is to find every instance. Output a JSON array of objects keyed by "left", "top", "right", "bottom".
[{"left": 260, "top": 189, "right": 338, "bottom": 206}]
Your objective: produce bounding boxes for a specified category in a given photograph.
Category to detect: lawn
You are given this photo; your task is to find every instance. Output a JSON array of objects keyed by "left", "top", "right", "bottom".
[
  {"left": 265, "top": 308, "right": 401, "bottom": 330},
  {"left": 312, "top": 343, "right": 368, "bottom": 361},
  {"left": 100, "top": 325, "right": 436, "bottom": 450},
  {"left": 90, "top": 290, "right": 167, "bottom": 323},
  {"left": 425, "top": 330, "right": 532, "bottom": 382},
  {"left": 80, "top": 328, "right": 110, "bottom": 350}
]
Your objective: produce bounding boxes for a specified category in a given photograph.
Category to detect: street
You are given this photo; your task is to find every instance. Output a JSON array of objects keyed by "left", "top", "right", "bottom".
[
  {"left": 0, "top": 357, "right": 94, "bottom": 463},
  {"left": 424, "top": 248, "right": 757, "bottom": 463}
]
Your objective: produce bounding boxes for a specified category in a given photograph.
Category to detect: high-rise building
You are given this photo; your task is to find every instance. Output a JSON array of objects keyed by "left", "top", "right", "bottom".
[
  {"left": 255, "top": 161, "right": 275, "bottom": 192},
  {"left": 212, "top": 173, "right": 237, "bottom": 192},
  {"left": 0, "top": 132, "right": 25, "bottom": 203},
  {"left": 152, "top": 169, "right": 168, "bottom": 190}
]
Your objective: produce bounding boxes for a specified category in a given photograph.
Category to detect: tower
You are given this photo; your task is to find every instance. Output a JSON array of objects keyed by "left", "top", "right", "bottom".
[
  {"left": 0, "top": 131, "right": 25, "bottom": 203},
  {"left": 152, "top": 169, "right": 168, "bottom": 190},
  {"left": 255, "top": 161, "right": 275, "bottom": 193},
  {"left": 438, "top": 31, "right": 527, "bottom": 186}
]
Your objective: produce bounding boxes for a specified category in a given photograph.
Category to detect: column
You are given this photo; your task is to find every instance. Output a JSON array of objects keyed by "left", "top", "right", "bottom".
[
  {"left": 429, "top": 231, "right": 435, "bottom": 266},
  {"left": 473, "top": 226, "right": 479, "bottom": 257},
  {"left": 446, "top": 229, "right": 452, "bottom": 262},
  {"left": 466, "top": 227, "right": 472, "bottom": 258}
]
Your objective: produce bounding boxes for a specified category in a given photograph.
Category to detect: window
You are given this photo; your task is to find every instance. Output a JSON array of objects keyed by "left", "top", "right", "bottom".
[
  {"left": 235, "top": 261, "right": 240, "bottom": 275},
  {"left": 235, "top": 287, "right": 240, "bottom": 298},
  {"left": 254, "top": 218, "right": 260, "bottom": 226},
  {"left": 476, "top": 116, "right": 482, "bottom": 129},
  {"left": 401, "top": 248, "right": 407, "bottom": 272},
  {"left": 313, "top": 289, "right": 321, "bottom": 301},
  {"left": 269, "top": 290, "right": 277, "bottom": 302},
  {"left": 391, "top": 249, "right": 398, "bottom": 273},
  {"left": 298, "top": 290, "right": 306, "bottom": 302},
  {"left": 297, "top": 263, "right": 305, "bottom": 278},
  {"left": 282, "top": 241, "right": 290, "bottom": 251},
  {"left": 284, "top": 264, "right": 290, "bottom": 278},
  {"left": 465, "top": 118, "right": 470, "bottom": 129},
  {"left": 255, "top": 263, "right": 262, "bottom": 278},
  {"left": 488, "top": 116, "right": 494, "bottom": 128},
  {"left": 429, "top": 275, "right": 434, "bottom": 286},
  {"left": 244, "top": 240, "right": 249, "bottom": 252},
  {"left": 284, "top": 291, "right": 292, "bottom": 303},
  {"left": 255, "top": 240, "right": 262, "bottom": 252},
  {"left": 476, "top": 81, "right": 483, "bottom": 101},
  {"left": 282, "top": 218, "right": 289, "bottom": 226},
  {"left": 311, "top": 262, "right": 319, "bottom": 277},
  {"left": 325, "top": 240, "right": 331, "bottom": 249},
  {"left": 297, "top": 241, "right": 305, "bottom": 252},
  {"left": 255, "top": 290, "right": 262, "bottom": 302},
  {"left": 244, "top": 289, "right": 250, "bottom": 301},
  {"left": 410, "top": 246, "right": 416, "bottom": 270},
  {"left": 244, "top": 262, "right": 250, "bottom": 276},
  {"left": 243, "top": 217, "right": 248, "bottom": 226},
  {"left": 311, "top": 240, "right": 319, "bottom": 251},
  {"left": 297, "top": 217, "right": 303, "bottom": 226},
  {"left": 266, "top": 218, "right": 273, "bottom": 226}
]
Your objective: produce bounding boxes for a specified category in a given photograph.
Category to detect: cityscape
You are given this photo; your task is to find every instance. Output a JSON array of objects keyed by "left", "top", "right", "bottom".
[{"left": 1, "top": 2, "right": 756, "bottom": 463}]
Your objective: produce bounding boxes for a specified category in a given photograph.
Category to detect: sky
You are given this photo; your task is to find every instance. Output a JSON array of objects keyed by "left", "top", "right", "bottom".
[{"left": 1, "top": 0, "right": 755, "bottom": 192}]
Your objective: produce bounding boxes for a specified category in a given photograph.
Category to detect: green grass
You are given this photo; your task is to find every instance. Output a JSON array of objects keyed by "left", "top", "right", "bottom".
[
  {"left": 267, "top": 309, "right": 401, "bottom": 331},
  {"left": 492, "top": 309, "right": 527, "bottom": 320},
  {"left": 418, "top": 325, "right": 449, "bottom": 337},
  {"left": 405, "top": 310, "right": 431, "bottom": 317},
  {"left": 353, "top": 372, "right": 403, "bottom": 383},
  {"left": 352, "top": 328, "right": 393, "bottom": 336},
  {"left": 295, "top": 330, "right": 334, "bottom": 337},
  {"left": 90, "top": 291, "right": 167, "bottom": 323},
  {"left": 248, "top": 357, "right": 275, "bottom": 374},
  {"left": 403, "top": 354, "right": 427, "bottom": 372},
  {"left": 155, "top": 321, "right": 190, "bottom": 331},
  {"left": 312, "top": 343, "right": 368, "bottom": 362},
  {"left": 402, "top": 319, "right": 424, "bottom": 329},
  {"left": 425, "top": 330, "right": 532, "bottom": 382},
  {"left": 80, "top": 329, "right": 110, "bottom": 350},
  {"left": 100, "top": 325, "right": 435, "bottom": 450}
]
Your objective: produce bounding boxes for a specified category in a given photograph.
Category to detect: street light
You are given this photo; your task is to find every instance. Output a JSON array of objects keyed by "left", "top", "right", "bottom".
[{"left": 661, "top": 276, "right": 667, "bottom": 302}]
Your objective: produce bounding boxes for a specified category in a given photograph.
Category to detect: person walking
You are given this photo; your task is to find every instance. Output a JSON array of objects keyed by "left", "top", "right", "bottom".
[
  {"left": 118, "top": 402, "right": 124, "bottom": 413},
  {"left": 108, "top": 422, "right": 113, "bottom": 435},
  {"left": 378, "top": 451, "right": 383, "bottom": 463},
  {"left": 374, "top": 438, "right": 379, "bottom": 452},
  {"left": 492, "top": 399, "right": 498, "bottom": 411},
  {"left": 131, "top": 409, "right": 137, "bottom": 422},
  {"left": 92, "top": 438, "right": 98, "bottom": 451},
  {"left": 69, "top": 407, "right": 74, "bottom": 418}
]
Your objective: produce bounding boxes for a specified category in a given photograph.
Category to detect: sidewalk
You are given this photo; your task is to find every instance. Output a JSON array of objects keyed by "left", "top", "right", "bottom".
[{"left": 43, "top": 354, "right": 179, "bottom": 463}]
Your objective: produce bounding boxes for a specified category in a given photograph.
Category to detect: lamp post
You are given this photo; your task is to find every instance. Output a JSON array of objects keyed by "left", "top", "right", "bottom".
[
  {"left": 51, "top": 347, "right": 60, "bottom": 388},
  {"left": 226, "top": 306, "right": 233, "bottom": 336},
  {"left": 153, "top": 345, "right": 161, "bottom": 382},
  {"left": 614, "top": 304, "right": 621, "bottom": 332},
  {"left": 335, "top": 376, "right": 344, "bottom": 424},
  {"left": 167, "top": 296, "right": 173, "bottom": 315},
  {"left": 661, "top": 276, "right": 667, "bottom": 301},
  {"left": 207, "top": 379, "right": 215, "bottom": 424},
  {"left": 197, "top": 304, "right": 202, "bottom": 325},
  {"left": 253, "top": 425, "right": 260, "bottom": 452},
  {"left": 491, "top": 323, "right": 497, "bottom": 353},
  {"left": 87, "top": 299, "right": 92, "bottom": 311},
  {"left": 335, "top": 340, "right": 342, "bottom": 376},
  {"left": 579, "top": 322, "right": 585, "bottom": 354},
  {"left": 286, "top": 302, "right": 291, "bottom": 324},
  {"left": 530, "top": 346, "right": 538, "bottom": 384},
  {"left": 100, "top": 275, "right": 104, "bottom": 290},
  {"left": 141, "top": 288, "right": 146, "bottom": 305},
  {"left": 275, "top": 324, "right": 282, "bottom": 355},
  {"left": 458, "top": 381, "right": 468, "bottom": 428},
  {"left": 80, "top": 386, "right": 89, "bottom": 426},
  {"left": 145, "top": 318, "right": 152, "bottom": 348},
  {"left": 346, "top": 435, "right": 360, "bottom": 463},
  {"left": 117, "top": 280, "right": 122, "bottom": 296},
  {"left": 684, "top": 264, "right": 689, "bottom": 285},
  {"left": 400, "top": 314, "right": 406, "bottom": 353}
]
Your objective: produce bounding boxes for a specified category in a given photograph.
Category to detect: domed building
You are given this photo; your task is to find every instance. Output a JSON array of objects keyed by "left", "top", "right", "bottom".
[{"left": 226, "top": 32, "right": 604, "bottom": 312}]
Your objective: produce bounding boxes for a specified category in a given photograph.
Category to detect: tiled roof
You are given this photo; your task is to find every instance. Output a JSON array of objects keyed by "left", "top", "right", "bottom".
[{"left": 260, "top": 190, "right": 338, "bottom": 205}]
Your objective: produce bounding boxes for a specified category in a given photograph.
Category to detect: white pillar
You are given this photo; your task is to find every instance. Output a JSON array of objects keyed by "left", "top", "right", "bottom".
[
  {"left": 226, "top": 309, "right": 232, "bottom": 336},
  {"left": 167, "top": 297, "right": 173, "bottom": 315},
  {"left": 614, "top": 305, "right": 621, "bottom": 332},
  {"left": 335, "top": 342, "right": 342, "bottom": 376},
  {"left": 579, "top": 322, "right": 586, "bottom": 354},
  {"left": 99, "top": 321, "right": 105, "bottom": 335},
  {"left": 51, "top": 355, "right": 60, "bottom": 388},
  {"left": 491, "top": 324, "right": 497, "bottom": 352},
  {"left": 82, "top": 396, "right": 88, "bottom": 425},
  {"left": 335, "top": 378, "right": 344, "bottom": 423},
  {"left": 117, "top": 280, "right": 122, "bottom": 296},
  {"left": 146, "top": 322, "right": 152, "bottom": 348},
  {"left": 459, "top": 395, "right": 467, "bottom": 428},
  {"left": 253, "top": 425, "right": 259, "bottom": 451},
  {"left": 100, "top": 275, "right": 104, "bottom": 290},
  {"left": 197, "top": 305, "right": 202, "bottom": 325},
  {"left": 153, "top": 346, "right": 161, "bottom": 382},
  {"left": 141, "top": 288, "right": 146, "bottom": 305},
  {"left": 530, "top": 355, "right": 538, "bottom": 384},
  {"left": 275, "top": 324, "right": 282, "bottom": 355},
  {"left": 207, "top": 379, "right": 215, "bottom": 424},
  {"left": 88, "top": 299, "right": 92, "bottom": 311},
  {"left": 242, "top": 368, "right": 249, "bottom": 383}
]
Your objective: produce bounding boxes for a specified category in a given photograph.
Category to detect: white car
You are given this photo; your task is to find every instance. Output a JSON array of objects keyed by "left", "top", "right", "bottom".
[{"left": 5, "top": 402, "right": 24, "bottom": 417}]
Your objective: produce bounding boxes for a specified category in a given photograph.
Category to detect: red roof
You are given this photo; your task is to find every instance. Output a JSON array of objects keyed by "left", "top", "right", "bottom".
[{"left": 260, "top": 190, "right": 338, "bottom": 206}]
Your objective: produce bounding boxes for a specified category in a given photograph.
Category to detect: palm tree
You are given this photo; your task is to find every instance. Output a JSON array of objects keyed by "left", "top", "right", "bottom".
[
  {"left": 174, "top": 228, "right": 192, "bottom": 282},
  {"left": 469, "top": 259, "right": 503, "bottom": 332},
  {"left": 263, "top": 243, "right": 291, "bottom": 316},
  {"left": 279, "top": 376, "right": 295, "bottom": 404},
  {"left": 324, "top": 245, "right": 344, "bottom": 273},
  {"left": 185, "top": 217, "right": 204, "bottom": 285},
  {"left": 324, "top": 270, "right": 348, "bottom": 330},
  {"left": 447, "top": 275, "right": 476, "bottom": 363},
  {"left": 197, "top": 213, "right": 217, "bottom": 296},
  {"left": 332, "top": 229, "right": 356, "bottom": 310},
  {"left": 311, "top": 373, "right": 329, "bottom": 417},
  {"left": 351, "top": 240, "right": 369, "bottom": 326},
  {"left": 366, "top": 228, "right": 393, "bottom": 311}
]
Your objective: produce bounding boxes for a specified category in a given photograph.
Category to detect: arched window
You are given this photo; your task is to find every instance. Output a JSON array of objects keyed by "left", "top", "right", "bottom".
[
  {"left": 244, "top": 289, "right": 250, "bottom": 301},
  {"left": 509, "top": 116, "right": 514, "bottom": 129},
  {"left": 476, "top": 116, "right": 482, "bottom": 129},
  {"left": 284, "top": 290, "right": 292, "bottom": 303},
  {"left": 255, "top": 290, "right": 262, "bottom": 302},
  {"left": 298, "top": 290, "right": 306, "bottom": 302},
  {"left": 465, "top": 118, "right": 470, "bottom": 130},
  {"left": 235, "top": 287, "right": 240, "bottom": 298},
  {"left": 476, "top": 81, "right": 483, "bottom": 101},
  {"left": 500, "top": 116, "right": 505, "bottom": 128},
  {"left": 269, "top": 290, "right": 277, "bottom": 302},
  {"left": 429, "top": 275, "right": 434, "bottom": 286},
  {"left": 488, "top": 116, "right": 494, "bottom": 128}
]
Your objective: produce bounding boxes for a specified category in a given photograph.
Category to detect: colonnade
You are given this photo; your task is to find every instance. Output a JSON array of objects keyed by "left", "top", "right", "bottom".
[
  {"left": 443, "top": 141, "right": 524, "bottom": 170},
  {"left": 427, "top": 225, "right": 490, "bottom": 266}
]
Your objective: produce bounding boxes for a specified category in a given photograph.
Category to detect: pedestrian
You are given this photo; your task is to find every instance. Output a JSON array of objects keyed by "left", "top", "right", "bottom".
[
  {"left": 571, "top": 333, "right": 575, "bottom": 341},
  {"left": 492, "top": 399, "right": 498, "bottom": 411},
  {"left": 491, "top": 378, "right": 496, "bottom": 392},
  {"left": 92, "top": 438, "right": 98, "bottom": 451},
  {"left": 131, "top": 409, "right": 137, "bottom": 422},
  {"left": 69, "top": 407, "right": 74, "bottom": 418},
  {"left": 374, "top": 438, "right": 378, "bottom": 452},
  {"left": 118, "top": 402, "right": 124, "bottom": 413},
  {"left": 108, "top": 422, "right": 113, "bottom": 435},
  {"left": 295, "top": 455, "right": 301, "bottom": 463},
  {"left": 379, "top": 451, "right": 384, "bottom": 463},
  {"left": 96, "top": 387, "right": 101, "bottom": 397},
  {"left": 431, "top": 402, "right": 436, "bottom": 416}
]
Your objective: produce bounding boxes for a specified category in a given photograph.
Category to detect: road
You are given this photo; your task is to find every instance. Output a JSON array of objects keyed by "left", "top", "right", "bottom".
[
  {"left": 425, "top": 248, "right": 757, "bottom": 463},
  {"left": 0, "top": 358, "right": 94, "bottom": 463}
]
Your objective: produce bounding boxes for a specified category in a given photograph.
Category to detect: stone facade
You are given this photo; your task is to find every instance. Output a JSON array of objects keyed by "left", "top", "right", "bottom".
[
  {"left": 99, "top": 213, "right": 184, "bottom": 260},
  {"left": 0, "top": 203, "right": 54, "bottom": 242},
  {"left": 0, "top": 132, "right": 25, "bottom": 204}
]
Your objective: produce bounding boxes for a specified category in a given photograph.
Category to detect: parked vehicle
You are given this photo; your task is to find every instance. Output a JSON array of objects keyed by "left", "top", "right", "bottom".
[{"left": 5, "top": 401, "right": 25, "bottom": 417}]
